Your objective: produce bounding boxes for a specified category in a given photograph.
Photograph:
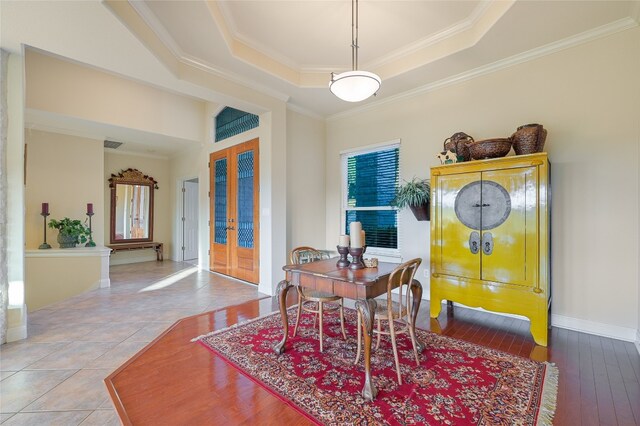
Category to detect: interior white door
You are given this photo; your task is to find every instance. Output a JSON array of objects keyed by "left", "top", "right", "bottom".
[{"left": 183, "top": 179, "right": 199, "bottom": 261}]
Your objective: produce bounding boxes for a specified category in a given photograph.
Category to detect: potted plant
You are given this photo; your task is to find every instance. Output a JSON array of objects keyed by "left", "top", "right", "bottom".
[
  {"left": 392, "top": 178, "right": 431, "bottom": 221},
  {"left": 48, "top": 217, "right": 91, "bottom": 248}
]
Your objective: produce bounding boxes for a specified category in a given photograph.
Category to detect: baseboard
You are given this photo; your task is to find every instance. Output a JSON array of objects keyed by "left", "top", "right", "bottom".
[
  {"left": 425, "top": 297, "right": 637, "bottom": 343},
  {"left": 550, "top": 314, "right": 637, "bottom": 342},
  {"left": 109, "top": 255, "right": 158, "bottom": 265},
  {"left": 6, "top": 324, "right": 28, "bottom": 342},
  {"left": 99, "top": 278, "right": 111, "bottom": 288}
]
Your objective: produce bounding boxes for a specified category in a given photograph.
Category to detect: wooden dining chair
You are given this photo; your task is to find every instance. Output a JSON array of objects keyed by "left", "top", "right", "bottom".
[
  {"left": 354, "top": 258, "right": 422, "bottom": 385},
  {"left": 290, "top": 246, "right": 347, "bottom": 352}
]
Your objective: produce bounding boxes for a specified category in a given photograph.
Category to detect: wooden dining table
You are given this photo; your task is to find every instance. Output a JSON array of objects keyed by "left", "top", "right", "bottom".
[{"left": 273, "top": 258, "right": 424, "bottom": 401}]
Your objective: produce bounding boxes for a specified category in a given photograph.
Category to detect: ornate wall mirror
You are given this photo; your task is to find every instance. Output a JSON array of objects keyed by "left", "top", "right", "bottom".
[{"left": 109, "top": 168, "right": 158, "bottom": 244}]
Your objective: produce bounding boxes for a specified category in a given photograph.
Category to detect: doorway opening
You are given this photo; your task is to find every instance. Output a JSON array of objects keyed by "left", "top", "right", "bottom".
[{"left": 181, "top": 178, "right": 199, "bottom": 263}]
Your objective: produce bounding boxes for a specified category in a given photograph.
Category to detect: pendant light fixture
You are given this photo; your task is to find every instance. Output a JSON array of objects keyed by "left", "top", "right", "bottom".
[{"left": 329, "top": 0, "right": 381, "bottom": 102}]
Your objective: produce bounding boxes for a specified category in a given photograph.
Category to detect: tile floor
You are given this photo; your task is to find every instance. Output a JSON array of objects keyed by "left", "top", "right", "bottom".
[{"left": 0, "top": 261, "right": 265, "bottom": 425}]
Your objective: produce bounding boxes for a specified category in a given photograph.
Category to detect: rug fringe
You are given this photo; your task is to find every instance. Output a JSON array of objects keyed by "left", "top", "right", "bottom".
[{"left": 536, "top": 362, "right": 558, "bottom": 426}]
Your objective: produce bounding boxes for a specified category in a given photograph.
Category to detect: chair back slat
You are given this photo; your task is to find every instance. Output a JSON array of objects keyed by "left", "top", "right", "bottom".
[
  {"left": 290, "top": 246, "right": 329, "bottom": 265},
  {"left": 387, "top": 258, "right": 422, "bottom": 316}
]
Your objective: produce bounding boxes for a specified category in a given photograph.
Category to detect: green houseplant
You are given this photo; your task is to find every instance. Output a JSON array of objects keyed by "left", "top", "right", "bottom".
[
  {"left": 392, "top": 178, "right": 431, "bottom": 221},
  {"left": 48, "top": 217, "right": 91, "bottom": 248}
]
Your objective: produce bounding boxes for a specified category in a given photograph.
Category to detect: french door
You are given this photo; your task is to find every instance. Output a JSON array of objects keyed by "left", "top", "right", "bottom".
[{"left": 209, "top": 138, "right": 260, "bottom": 283}]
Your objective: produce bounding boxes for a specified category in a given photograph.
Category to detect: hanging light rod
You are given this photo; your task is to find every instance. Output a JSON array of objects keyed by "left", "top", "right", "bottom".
[{"left": 329, "top": 0, "right": 381, "bottom": 102}]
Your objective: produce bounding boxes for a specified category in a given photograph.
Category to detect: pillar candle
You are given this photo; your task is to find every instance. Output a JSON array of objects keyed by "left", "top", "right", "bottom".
[
  {"left": 361, "top": 230, "right": 366, "bottom": 247},
  {"left": 87, "top": 203, "right": 94, "bottom": 215},
  {"left": 41, "top": 203, "right": 49, "bottom": 215},
  {"left": 339, "top": 235, "right": 350, "bottom": 247},
  {"left": 350, "top": 221, "right": 362, "bottom": 248}
]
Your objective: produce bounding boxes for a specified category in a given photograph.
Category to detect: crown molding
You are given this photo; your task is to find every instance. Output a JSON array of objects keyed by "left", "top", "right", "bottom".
[
  {"left": 286, "top": 103, "right": 325, "bottom": 121},
  {"left": 124, "top": 0, "right": 291, "bottom": 103},
  {"left": 142, "top": 0, "right": 511, "bottom": 87},
  {"left": 179, "top": 55, "right": 290, "bottom": 102},
  {"left": 365, "top": 0, "right": 501, "bottom": 70},
  {"left": 129, "top": 0, "right": 183, "bottom": 59},
  {"left": 328, "top": 17, "right": 638, "bottom": 122}
]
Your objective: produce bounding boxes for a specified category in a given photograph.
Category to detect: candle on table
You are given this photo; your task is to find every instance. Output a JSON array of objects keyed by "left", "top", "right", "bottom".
[
  {"left": 361, "top": 230, "right": 366, "bottom": 247},
  {"left": 41, "top": 203, "right": 49, "bottom": 215},
  {"left": 339, "top": 235, "right": 350, "bottom": 247},
  {"left": 87, "top": 203, "right": 94, "bottom": 215},
  {"left": 350, "top": 221, "right": 362, "bottom": 248}
]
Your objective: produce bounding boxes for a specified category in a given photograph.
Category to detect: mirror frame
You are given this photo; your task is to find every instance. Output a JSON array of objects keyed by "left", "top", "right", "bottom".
[{"left": 108, "top": 168, "right": 158, "bottom": 244}]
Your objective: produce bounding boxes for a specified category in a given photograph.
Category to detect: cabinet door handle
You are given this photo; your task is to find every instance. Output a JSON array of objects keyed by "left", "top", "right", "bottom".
[
  {"left": 469, "top": 231, "right": 480, "bottom": 254},
  {"left": 482, "top": 232, "right": 494, "bottom": 255}
]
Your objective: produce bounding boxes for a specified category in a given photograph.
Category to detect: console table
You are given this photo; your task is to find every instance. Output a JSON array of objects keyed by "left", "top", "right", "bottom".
[{"left": 108, "top": 242, "right": 164, "bottom": 261}]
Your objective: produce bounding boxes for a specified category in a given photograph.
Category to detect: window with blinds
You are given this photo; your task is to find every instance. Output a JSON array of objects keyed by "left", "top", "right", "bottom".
[
  {"left": 342, "top": 142, "right": 400, "bottom": 255},
  {"left": 215, "top": 107, "right": 259, "bottom": 142}
]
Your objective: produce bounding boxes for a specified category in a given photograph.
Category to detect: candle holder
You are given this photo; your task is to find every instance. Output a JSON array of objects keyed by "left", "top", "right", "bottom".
[
  {"left": 85, "top": 212, "right": 96, "bottom": 247},
  {"left": 336, "top": 245, "right": 351, "bottom": 268},
  {"left": 348, "top": 247, "right": 365, "bottom": 270},
  {"left": 38, "top": 212, "right": 51, "bottom": 249}
]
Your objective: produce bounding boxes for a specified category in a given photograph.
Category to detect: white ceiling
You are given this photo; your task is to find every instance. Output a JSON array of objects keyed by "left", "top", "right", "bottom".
[
  {"left": 130, "top": 0, "right": 639, "bottom": 117},
  {"left": 2, "top": 0, "right": 639, "bottom": 155}
]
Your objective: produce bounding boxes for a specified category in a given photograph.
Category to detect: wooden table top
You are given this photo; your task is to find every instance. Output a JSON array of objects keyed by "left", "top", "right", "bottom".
[{"left": 282, "top": 258, "right": 398, "bottom": 286}]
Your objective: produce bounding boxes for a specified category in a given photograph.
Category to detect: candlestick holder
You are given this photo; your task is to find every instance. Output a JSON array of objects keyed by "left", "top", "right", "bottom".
[
  {"left": 39, "top": 212, "right": 51, "bottom": 249},
  {"left": 348, "top": 247, "right": 365, "bottom": 270},
  {"left": 336, "top": 245, "right": 350, "bottom": 268},
  {"left": 85, "top": 212, "right": 96, "bottom": 247}
]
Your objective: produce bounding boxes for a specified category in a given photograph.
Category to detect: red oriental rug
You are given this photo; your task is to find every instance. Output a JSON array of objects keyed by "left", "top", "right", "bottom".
[{"left": 195, "top": 307, "right": 557, "bottom": 425}]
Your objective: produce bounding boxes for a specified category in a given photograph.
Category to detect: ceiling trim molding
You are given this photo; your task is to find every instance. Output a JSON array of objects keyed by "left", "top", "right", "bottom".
[
  {"left": 205, "top": 0, "right": 301, "bottom": 83},
  {"left": 103, "top": 0, "right": 180, "bottom": 77},
  {"left": 286, "top": 103, "right": 325, "bottom": 121},
  {"left": 158, "top": 0, "right": 514, "bottom": 88},
  {"left": 179, "top": 55, "right": 290, "bottom": 102},
  {"left": 328, "top": 17, "right": 638, "bottom": 122},
  {"left": 364, "top": 0, "right": 501, "bottom": 70},
  {"left": 129, "top": 0, "right": 184, "bottom": 59},
  {"left": 107, "top": 0, "right": 291, "bottom": 106}
]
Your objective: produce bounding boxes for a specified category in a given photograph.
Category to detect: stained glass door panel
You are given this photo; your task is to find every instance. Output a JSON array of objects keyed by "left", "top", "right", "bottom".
[{"left": 209, "top": 138, "right": 259, "bottom": 284}]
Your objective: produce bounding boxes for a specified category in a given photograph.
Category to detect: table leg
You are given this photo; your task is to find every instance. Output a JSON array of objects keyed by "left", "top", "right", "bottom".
[
  {"left": 410, "top": 279, "right": 425, "bottom": 353},
  {"left": 355, "top": 298, "right": 378, "bottom": 401},
  {"left": 273, "top": 280, "right": 292, "bottom": 355}
]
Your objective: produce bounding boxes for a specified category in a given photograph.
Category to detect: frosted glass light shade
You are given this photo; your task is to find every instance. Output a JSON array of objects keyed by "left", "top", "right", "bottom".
[{"left": 329, "top": 71, "right": 381, "bottom": 102}]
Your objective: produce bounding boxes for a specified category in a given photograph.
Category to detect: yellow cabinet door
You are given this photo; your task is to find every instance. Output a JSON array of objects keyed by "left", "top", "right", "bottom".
[
  {"left": 480, "top": 167, "right": 538, "bottom": 287},
  {"left": 434, "top": 171, "right": 482, "bottom": 280}
]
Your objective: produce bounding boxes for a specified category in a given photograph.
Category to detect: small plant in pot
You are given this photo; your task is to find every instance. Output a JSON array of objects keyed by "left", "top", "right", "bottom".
[
  {"left": 392, "top": 178, "right": 431, "bottom": 221},
  {"left": 48, "top": 217, "right": 91, "bottom": 248}
]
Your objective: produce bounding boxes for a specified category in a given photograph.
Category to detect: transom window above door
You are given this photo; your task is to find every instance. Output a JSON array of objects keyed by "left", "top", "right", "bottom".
[
  {"left": 341, "top": 141, "right": 400, "bottom": 257},
  {"left": 215, "top": 107, "right": 259, "bottom": 142}
]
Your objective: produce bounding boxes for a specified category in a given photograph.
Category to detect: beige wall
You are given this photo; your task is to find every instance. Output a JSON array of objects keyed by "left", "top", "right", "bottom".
[
  {"left": 25, "top": 254, "right": 102, "bottom": 311},
  {"left": 25, "top": 130, "right": 104, "bottom": 248},
  {"left": 286, "top": 109, "right": 326, "bottom": 251},
  {"left": 25, "top": 50, "right": 205, "bottom": 143},
  {"left": 170, "top": 101, "right": 288, "bottom": 296},
  {"left": 326, "top": 28, "right": 640, "bottom": 337},
  {"left": 105, "top": 151, "right": 171, "bottom": 264}
]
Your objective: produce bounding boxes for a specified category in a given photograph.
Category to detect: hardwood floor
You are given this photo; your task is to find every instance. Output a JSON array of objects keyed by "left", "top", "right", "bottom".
[{"left": 106, "top": 291, "right": 640, "bottom": 425}]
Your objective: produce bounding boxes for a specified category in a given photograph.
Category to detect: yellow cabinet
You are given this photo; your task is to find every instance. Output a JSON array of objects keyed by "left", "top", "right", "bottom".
[{"left": 430, "top": 153, "right": 550, "bottom": 346}]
